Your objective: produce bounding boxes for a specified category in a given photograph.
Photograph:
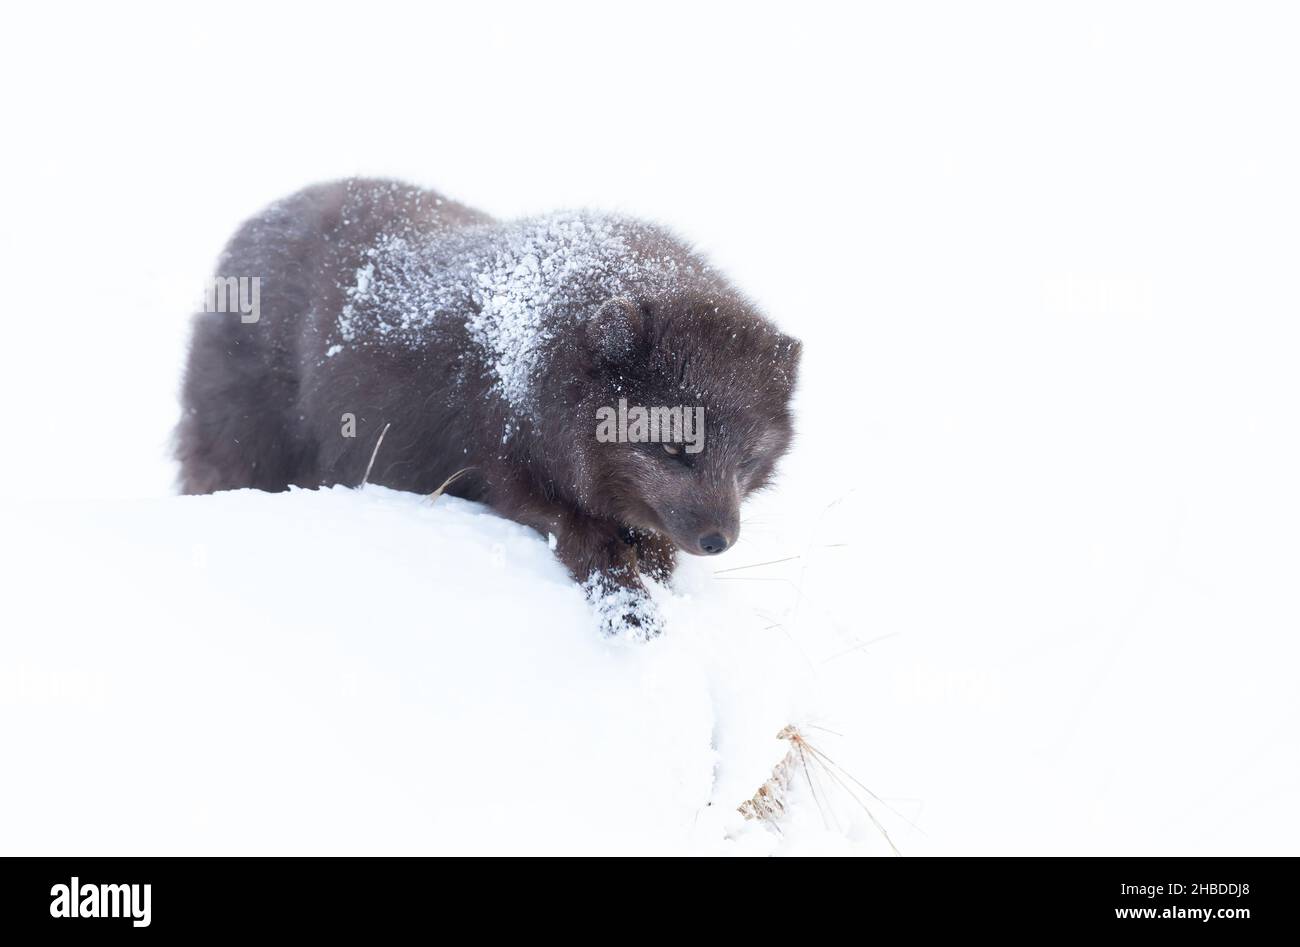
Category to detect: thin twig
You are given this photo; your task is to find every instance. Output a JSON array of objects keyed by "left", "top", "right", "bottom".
[
  {"left": 360, "top": 422, "right": 391, "bottom": 487},
  {"left": 822, "top": 631, "right": 903, "bottom": 664},
  {"left": 713, "top": 555, "right": 802, "bottom": 575},
  {"left": 800, "top": 739, "right": 925, "bottom": 838},
  {"left": 429, "top": 468, "right": 474, "bottom": 503}
]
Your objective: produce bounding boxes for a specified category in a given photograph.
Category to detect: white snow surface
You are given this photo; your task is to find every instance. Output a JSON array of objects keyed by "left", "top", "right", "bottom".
[{"left": 1, "top": 487, "right": 871, "bottom": 855}]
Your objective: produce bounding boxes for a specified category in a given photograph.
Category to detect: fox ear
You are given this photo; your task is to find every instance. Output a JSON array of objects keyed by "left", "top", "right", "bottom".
[
  {"left": 588, "top": 297, "right": 643, "bottom": 363},
  {"left": 775, "top": 333, "right": 802, "bottom": 390}
]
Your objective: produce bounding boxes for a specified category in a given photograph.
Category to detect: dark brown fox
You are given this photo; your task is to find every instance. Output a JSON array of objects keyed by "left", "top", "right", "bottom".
[{"left": 177, "top": 178, "right": 801, "bottom": 635}]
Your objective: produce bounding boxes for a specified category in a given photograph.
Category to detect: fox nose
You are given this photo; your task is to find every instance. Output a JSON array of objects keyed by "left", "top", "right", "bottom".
[{"left": 698, "top": 532, "right": 730, "bottom": 555}]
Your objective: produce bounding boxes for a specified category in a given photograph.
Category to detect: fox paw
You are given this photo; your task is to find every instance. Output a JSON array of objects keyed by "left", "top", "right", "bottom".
[{"left": 582, "top": 572, "right": 664, "bottom": 641}]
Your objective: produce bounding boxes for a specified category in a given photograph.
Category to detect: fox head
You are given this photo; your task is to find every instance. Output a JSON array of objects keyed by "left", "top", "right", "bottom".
[{"left": 569, "top": 294, "right": 801, "bottom": 556}]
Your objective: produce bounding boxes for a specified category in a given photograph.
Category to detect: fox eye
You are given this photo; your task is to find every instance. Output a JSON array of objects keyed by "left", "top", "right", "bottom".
[{"left": 663, "top": 443, "right": 682, "bottom": 456}]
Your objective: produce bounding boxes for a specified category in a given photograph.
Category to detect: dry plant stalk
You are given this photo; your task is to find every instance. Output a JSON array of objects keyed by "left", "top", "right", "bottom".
[
  {"left": 360, "top": 422, "right": 391, "bottom": 486},
  {"left": 737, "top": 744, "right": 794, "bottom": 825},
  {"left": 428, "top": 468, "right": 473, "bottom": 503},
  {"left": 738, "top": 724, "right": 901, "bottom": 855}
]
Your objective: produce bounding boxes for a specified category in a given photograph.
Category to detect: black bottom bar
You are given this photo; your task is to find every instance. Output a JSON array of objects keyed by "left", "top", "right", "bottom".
[{"left": 0, "top": 856, "right": 1290, "bottom": 936}]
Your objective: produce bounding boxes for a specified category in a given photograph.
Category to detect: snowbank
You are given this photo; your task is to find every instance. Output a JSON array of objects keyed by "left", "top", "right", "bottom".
[{"left": 0, "top": 486, "right": 885, "bottom": 855}]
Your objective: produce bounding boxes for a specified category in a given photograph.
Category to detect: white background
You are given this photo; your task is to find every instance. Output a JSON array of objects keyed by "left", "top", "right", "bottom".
[{"left": 1, "top": 2, "right": 1297, "bottom": 854}]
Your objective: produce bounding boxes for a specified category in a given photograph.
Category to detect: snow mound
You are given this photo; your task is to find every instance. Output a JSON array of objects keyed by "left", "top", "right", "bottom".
[{"left": 0, "top": 486, "right": 887, "bottom": 855}]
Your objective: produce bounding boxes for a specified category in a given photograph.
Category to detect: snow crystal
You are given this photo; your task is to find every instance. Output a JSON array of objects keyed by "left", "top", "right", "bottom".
[{"left": 354, "top": 261, "right": 374, "bottom": 296}]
